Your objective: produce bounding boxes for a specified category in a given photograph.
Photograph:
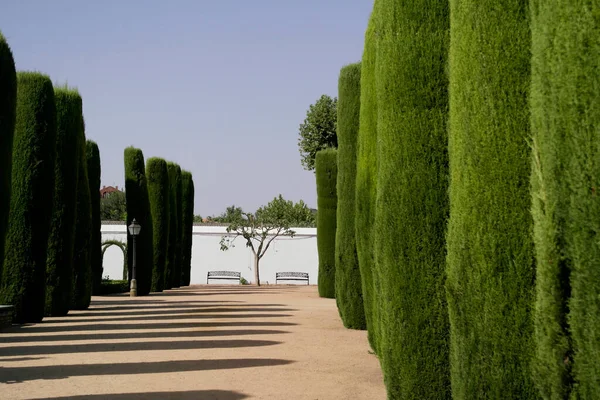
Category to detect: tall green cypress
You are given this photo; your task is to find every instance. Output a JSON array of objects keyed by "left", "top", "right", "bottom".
[
  {"left": 373, "top": 1, "right": 451, "bottom": 397},
  {"left": 181, "top": 171, "right": 194, "bottom": 286},
  {"left": 86, "top": 141, "right": 102, "bottom": 294},
  {"left": 1, "top": 72, "right": 56, "bottom": 323},
  {"left": 146, "top": 157, "right": 169, "bottom": 292},
  {"left": 124, "top": 147, "right": 154, "bottom": 296},
  {"left": 316, "top": 148, "right": 337, "bottom": 299},
  {"left": 531, "top": 1, "right": 600, "bottom": 398},
  {"left": 45, "top": 88, "right": 81, "bottom": 316},
  {"left": 164, "top": 162, "right": 177, "bottom": 290},
  {"left": 0, "top": 33, "right": 16, "bottom": 282},
  {"left": 335, "top": 63, "right": 365, "bottom": 330},
  {"left": 446, "top": 0, "right": 536, "bottom": 398},
  {"left": 72, "top": 118, "right": 92, "bottom": 310},
  {"left": 174, "top": 165, "right": 183, "bottom": 288},
  {"left": 355, "top": 4, "right": 381, "bottom": 354}
]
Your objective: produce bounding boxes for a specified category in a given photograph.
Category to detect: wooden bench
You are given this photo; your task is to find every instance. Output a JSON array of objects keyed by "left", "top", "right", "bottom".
[
  {"left": 207, "top": 270, "right": 241, "bottom": 284},
  {"left": 276, "top": 272, "right": 309, "bottom": 285}
]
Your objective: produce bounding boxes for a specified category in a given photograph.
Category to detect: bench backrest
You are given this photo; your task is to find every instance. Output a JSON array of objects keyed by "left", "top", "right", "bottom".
[
  {"left": 276, "top": 272, "right": 309, "bottom": 279},
  {"left": 208, "top": 271, "right": 240, "bottom": 278}
]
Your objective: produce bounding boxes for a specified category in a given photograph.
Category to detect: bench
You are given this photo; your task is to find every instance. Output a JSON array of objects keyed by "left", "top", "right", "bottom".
[
  {"left": 207, "top": 270, "right": 241, "bottom": 284},
  {"left": 276, "top": 272, "right": 309, "bottom": 285}
]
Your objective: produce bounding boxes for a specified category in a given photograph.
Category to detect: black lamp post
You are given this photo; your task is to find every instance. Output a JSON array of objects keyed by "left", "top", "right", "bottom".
[{"left": 128, "top": 218, "right": 141, "bottom": 297}]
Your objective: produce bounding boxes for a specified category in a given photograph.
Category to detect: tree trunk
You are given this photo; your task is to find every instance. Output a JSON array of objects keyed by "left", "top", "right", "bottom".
[{"left": 254, "top": 255, "right": 260, "bottom": 286}]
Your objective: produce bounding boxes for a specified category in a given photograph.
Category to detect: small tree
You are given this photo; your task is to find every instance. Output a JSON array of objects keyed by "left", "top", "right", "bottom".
[
  {"left": 297, "top": 94, "right": 338, "bottom": 171},
  {"left": 219, "top": 195, "right": 299, "bottom": 286},
  {"left": 100, "top": 190, "right": 127, "bottom": 221}
]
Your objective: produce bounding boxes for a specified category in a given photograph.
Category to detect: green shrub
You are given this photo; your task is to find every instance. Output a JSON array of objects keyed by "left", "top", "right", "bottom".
[
  {"left": 445, "top": 0, "right": 536, "bottom": 398},
  {"left": 165, "top": 162, "right": 181, "bottom": 289},
  {"left": 181, "top": 171, "right": 194, "bottom": 286},
  {"left": 316, "top": 148, "right": 337, "bottom": 299},
  {"left": 1, "top": 72, "right": 57, "bottom": 323},
  {"left": 0, "top": 33, "right": 16, "bottom": 282},
  {"left": 72, "top": 117, "right": 92, "bottom": 310},
  {"left": 355, "top": 6, "right": 381, "bottom": 354},
  {"left": 335, "top": 63, "right": 365, "bottom": 330},
  {"left": 531, "top": 2, "right": 600, "bottom": 398},
  {"left": 45, "top": 88, "right": 82, "bottom": 316},
  {"left": 146, "top": 157, "right": 169, "bottom": 292},
  {"left": 174, "top": 165, "right": 183, "bottom": 288},
  {"left": 86, "top": 140, "right": 102, "bottom": 294},
  {"left": 97, "top": 280, "right": 129, "bottom": 295},
  {"left": 124, "top": 147, "right": 154, "bottom": 296},
  {"left": 373, "top": 1, "right": 451, "bottom": 397}
]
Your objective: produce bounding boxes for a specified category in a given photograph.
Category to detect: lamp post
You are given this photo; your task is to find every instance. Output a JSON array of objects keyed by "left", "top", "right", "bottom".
[{"left": 128, "top": 218, "right": 141, "bottom": 297}]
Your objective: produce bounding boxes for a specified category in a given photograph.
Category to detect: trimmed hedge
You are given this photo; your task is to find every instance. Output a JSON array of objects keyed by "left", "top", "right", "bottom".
[
  {"left": 181, "top": 171, "right": 194, "bottom": 286},
  {"left": 335, "top": 63, "right": 365, "bottom": 330},
  {"left": 445, "top": 0, "right": 536, "bottom": 398},
  {"left": 1, "top": 72, "right": 56, "bottom": 323},
  {"left": 124, "top": 147, "right": 154, "bottom": 296},
  {"left": 45, "top": 88, "right": 82, "bottom": 316},
  {"left": 0, "top": 33, "right": 16, "bottom": 281},
  {"left": 87, "top": 140, "right": 102, "bottom": 294},
  {"left": 146, "top": 157, "right": 169, "bottom": 292},
  {"left": 531, "top": 2, "right": 600, "bottom": 398},
  {"left": 72, "top": 117, "right": 92, "bottom": 310},
  {"left": 174, "top": 165, "right": 183, "bottom": 288},
  {"left": 97, "top": 280, "right": 129, "bottom": 295},
  {"left": 165, "top": 162, "right": 180, "bottom": 289},
  {"left": 355, "top": 6, "right": 380, "bottom": 353},
  {"left": 316, "top": 148, "right": 337, "bottom": 299},
  {"left": 373, "top": 1, "right": 451, "bottom": 397}
]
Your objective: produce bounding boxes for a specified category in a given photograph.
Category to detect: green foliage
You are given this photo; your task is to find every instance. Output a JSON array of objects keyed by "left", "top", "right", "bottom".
[
  {"left": 298, "top": 94, "right": 338, "bottom": 171},
  {"left": 97, "top": 280, "right": 129, "bottom": 295},
  {"left": 315, "top": 148, "right": 337, "bottom": 299},
  {"left": 146, "top": 157, "right": 169, "bottom": 292},
  {"left": 1, "top": 72, "right": 56, "bottom": 323},
  {"left": 173, "top": 164, "right": 183, "bottom": 288},
  {"left": 531, "top": 2, "right": 600, "bottom": 398},
  {"left": 100, "top": 190, "right": 127, "bottom": 221},
  {"left": 355, "top": 6, "right": 380, "bottom": 354},
  {"left": 72, "top": 118, "right": 92, "bottom": 310},
  {"left": 219, "top": 195, "right": 298, "bottom": 285},
  {"left": 373, "top": 1, "right": 451, "bottom": 397},
  {"left": 335, "top": 63, "right": 365, "bottom": 330},
  {"left": 124, "top": 147, "right": 154, "bottom": 296},
  {"left": 180, "top": 171, "right": 194, "bottom": 286},
  {"left": 0, "top": 32, "right": 16, "bottom": 282},
  {"left": 86, "top": 140, "right": 102, "bottom": 294},
  {"left": 45, "top": 88, "right": 81, "bottom": 316},
  {"left": 165, "top": 162, "right": 180, "bottom": 290},
  {"left": 211, "top": 205, "right": 244, "bottom": 223},
  {"left": 193, "top": 215, "right": 203, "bottom": 223},
  {"left": 445, "top": 0, "right": 536, "bottom": 398}
]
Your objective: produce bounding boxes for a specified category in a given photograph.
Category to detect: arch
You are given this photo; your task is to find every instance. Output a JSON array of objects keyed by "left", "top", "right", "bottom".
[{"left": 101, "top": 239, "right": 128, "bottom": 280}]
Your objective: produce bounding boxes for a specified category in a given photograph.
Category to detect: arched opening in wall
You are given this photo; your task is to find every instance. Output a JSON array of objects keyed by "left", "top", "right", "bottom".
[{"left": 101, "top": 240, "right": 128, "bottom": 280}]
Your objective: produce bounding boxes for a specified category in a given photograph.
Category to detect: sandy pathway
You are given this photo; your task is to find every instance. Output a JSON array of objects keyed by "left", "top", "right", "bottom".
[{"left": 0, "top": 285, "right": 385, "bottom": 400}]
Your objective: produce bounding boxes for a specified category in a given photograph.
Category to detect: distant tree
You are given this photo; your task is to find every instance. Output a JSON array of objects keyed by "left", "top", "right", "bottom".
[
  {"left": 211, "top": 205, "right": 244, "bottom": 223},
  {"left": 193, "top": 215, "right": 203, "bottom": 223},
  {"left": 219, "top": 195, "right": 303, "bottom": 285},
  {"left": 100, "top": 190, "right": 127, "bottom": 221},
  {"left": 297, "top": 94, "right": 338, "bottom": 171}
]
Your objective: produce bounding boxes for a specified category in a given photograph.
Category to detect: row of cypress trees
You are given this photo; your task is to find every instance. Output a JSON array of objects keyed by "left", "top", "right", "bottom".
[
  {"left": 124, "top": 150, "right": 194, "bottom": 295},
  {"left": 317, "top": 0, "right": 600, "bottom": 398},
  {"left": 0, "top": 33, "right": 101, "bottom": 322}
]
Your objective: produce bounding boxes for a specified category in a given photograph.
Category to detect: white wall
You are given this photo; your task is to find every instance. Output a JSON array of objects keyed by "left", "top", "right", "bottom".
[{"left": 101, "top": 223, "right": 318, "bottom": 285}]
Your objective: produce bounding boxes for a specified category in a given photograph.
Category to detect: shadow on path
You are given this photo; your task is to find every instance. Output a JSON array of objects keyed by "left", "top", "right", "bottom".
[
  {"left": 32, "top": 390, "right": 248, "bottom": 400},
  {"left": 44, "top": 312, "right": 293, "bottom": 324}
]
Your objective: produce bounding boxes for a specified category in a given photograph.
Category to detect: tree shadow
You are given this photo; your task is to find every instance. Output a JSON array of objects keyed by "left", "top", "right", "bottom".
[
  {"left": 84, "top": 303, "right": 286, "bottom": 313},
  {"left": 0, "top": 358, "right": 294, "bottom": 383},
  {"left": 45, "top": 312, "right": 293, "bottom": 324},
  {"left": 0, "top": 339, "right": 282, "bottom": 357},
  {"left": 33, "top": 390, "right": 248, "bottom": 400}
]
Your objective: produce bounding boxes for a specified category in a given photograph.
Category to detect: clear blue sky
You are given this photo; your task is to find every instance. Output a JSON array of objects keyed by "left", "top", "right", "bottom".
[{"left": 1, "top": 1, "right": 372, "bottom": 217}]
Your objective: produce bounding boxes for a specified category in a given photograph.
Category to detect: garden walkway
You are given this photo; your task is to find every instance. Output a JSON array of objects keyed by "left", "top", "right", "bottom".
[{"left": 0, "top": 285, "right": 385, "bottom": 399}]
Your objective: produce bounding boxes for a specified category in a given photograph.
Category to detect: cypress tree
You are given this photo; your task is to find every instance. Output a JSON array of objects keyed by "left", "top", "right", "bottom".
[
  {"left": 181, "top": 171, "right": 194, "bottom": 286},
  {"left": 0, "top": 33, "right": 16, "bottom": 281},
  {"left": 174, "top": 165, "right": 183, "bottom": 288},
  {"left": 316, "top": 148, "right": 337, "bottom": 299},
  {"left": 335, "top": 63, "right": 365, "bottom": 330},
  {"left": 45, "top": 88, "right": 81, "bottom": 316},
  {"left": 355, "top": 4, "right": 381, "bottom": 354},
  {"left": 87, "top": 141, "right": 102, "bottom": 294},
  {"left": 146, "top": 157, "right": 169, "bottom": 292},
  {"left": 531, "top": 1, "right": 600, "bottom": 398},
  {"left": 72, "top": 118, "right": 92, "bottom": 310},
  {"left": 1, "top": 72, "right": 56, "bottom": 323},
  {"left": 124, "top": 147, "right": 154, "bottom": 296},
  {"left": 164, "top": 162, "right": 177, "bottom": 290},
  {"left": 373, "top": 1, "right": 451, "bottom": 397},
  {"left": 446, "top": 0, "right": 536, "bottom": 398}
]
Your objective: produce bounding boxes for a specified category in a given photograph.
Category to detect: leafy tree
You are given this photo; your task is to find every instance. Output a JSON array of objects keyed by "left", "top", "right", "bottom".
[
  {"left": 193, "top": 215, "right": 203, "bottom": 223},
  {"left": 297, "top": 94, "right": 337, "bottom": 171},
  {"left": 219, "top": 195, "right": 302, "bottom": 285},
  {"left": 100, "top": 190, "right": 127, "bottom": 221},
  {"left": 211, "top": 205, "right": 244, "bottom": 223}
]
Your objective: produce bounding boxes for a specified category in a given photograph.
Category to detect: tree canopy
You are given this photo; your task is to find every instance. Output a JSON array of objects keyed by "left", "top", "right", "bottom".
[
  {"left": 100, "top": 190, "right": 126, "bottom": 221},
  {"left": 297, "top": 94, "right": 338, "bottom": 171}
]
